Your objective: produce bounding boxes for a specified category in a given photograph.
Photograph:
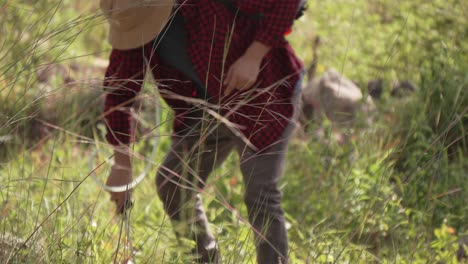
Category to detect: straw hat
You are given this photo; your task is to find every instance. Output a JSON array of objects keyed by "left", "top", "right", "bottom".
[{"left": 100, "top": 0, "right": 174, "bottom": 50}]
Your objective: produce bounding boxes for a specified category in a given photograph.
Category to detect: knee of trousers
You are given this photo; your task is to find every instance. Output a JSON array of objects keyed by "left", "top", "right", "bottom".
[{"left": 243, "top": 184, "right": 283, "bottom": 217}]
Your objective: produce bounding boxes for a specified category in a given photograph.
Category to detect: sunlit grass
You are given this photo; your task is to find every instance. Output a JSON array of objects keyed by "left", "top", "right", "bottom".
[{"left": 1, "top": 0, "right": 466, "bottom": 263}]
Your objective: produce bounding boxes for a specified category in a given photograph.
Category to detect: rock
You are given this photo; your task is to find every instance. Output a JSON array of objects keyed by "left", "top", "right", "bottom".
[
  {"left": 366, "top": 79, "right": 416, "bottom": 100},
  {"left": 301, "top": 69, "right": 376, "bottom": 127},
  {"left": 367, "top": 79, "right": 384, "bottom": 100},
  {"left": 391, "top": 80, "right": 416, "bottom": 97}
]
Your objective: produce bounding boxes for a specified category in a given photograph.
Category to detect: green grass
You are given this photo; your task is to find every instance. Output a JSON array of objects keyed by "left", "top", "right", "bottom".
[{"left": 1, "top": 0, "right": 467, "bottom": 263}]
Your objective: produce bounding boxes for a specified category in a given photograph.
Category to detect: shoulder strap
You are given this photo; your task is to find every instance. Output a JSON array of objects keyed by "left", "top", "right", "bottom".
[
  {"left": 296, "top": 0, "right": 308, "bottom": 20},
  {"left": 156, "top": 13, "right": 207, "bottom": 99}
]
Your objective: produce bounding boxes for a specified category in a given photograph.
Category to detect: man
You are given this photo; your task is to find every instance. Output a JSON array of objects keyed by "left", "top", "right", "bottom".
[
  {"left": 103, "top": 0, "right": 303, "bottom": 263},
  {"left": 99, "top": 0, "right": 174, "bottom": 211}
]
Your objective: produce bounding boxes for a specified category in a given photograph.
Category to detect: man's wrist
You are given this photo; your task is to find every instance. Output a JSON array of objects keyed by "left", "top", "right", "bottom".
[
  {"left": 114, "top": 145, "right": 132, "bottom": 168},
  {"left": 244, "top": 41, "right": 271, "bottom": 62}
]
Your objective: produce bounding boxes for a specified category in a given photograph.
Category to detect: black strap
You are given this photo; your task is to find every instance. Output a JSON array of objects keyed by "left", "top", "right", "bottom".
[
  {"left": 156, "top": 12, "right": 208, "bottom": 99},
  {"left": 216, "top": 0, "right": 306, "bottom": 21},
  {"left": 296, "top": 0, "right": 308, "bottom": 19},
  {"left": 212, "top": 0, "right": 264, "bottom": 19}
]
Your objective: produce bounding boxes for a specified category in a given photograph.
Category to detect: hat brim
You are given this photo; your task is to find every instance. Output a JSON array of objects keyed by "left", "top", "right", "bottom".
[{"left": 109, "top": 2, "right": 173, "bottom": 50}]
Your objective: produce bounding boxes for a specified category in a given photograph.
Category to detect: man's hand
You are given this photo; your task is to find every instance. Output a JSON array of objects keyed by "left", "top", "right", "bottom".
[
  {"left": 224, "top": 41, "right": 271, "bottom": 96},
  {"left": 106, "top": 146, "right": 133, "bottom": 214},
  {"left": 223, "top": 54, "right": 262, "bottom": 96}
]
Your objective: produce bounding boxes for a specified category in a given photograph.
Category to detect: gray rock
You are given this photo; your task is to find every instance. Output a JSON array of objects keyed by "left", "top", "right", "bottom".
[
  {"left": 367, "top": 79, "right": 384, "bottom": 100},
  {"left": 302, "top": 69, "right": 376, "bottom": 127},
  {"left": 391, "top": 80, "right": 416, "bottom": 97}
]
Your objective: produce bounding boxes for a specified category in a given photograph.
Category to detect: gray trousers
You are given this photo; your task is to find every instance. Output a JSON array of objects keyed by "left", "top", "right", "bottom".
[{"left": 155, "top": 94, "right": 300, "bottom": 264}]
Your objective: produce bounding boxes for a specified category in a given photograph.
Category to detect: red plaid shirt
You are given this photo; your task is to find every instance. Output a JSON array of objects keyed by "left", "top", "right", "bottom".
[{"left": 104, "top": 0, "right": 303, "bottom": 151}]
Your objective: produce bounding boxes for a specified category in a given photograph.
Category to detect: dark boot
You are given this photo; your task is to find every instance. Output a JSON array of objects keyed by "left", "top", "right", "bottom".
[{"left": 192, "top": 240, "right": 220, "bottom": 264}]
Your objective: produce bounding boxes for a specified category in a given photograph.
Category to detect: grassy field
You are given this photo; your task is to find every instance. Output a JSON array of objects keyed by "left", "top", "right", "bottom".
[{"left": 1, "top": 1, "right": 467, "bottom": 263}]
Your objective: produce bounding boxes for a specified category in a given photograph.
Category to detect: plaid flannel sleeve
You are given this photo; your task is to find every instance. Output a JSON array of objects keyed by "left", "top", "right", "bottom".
[{"left": 103, "top": 48, "right": 146, "bottom": 145}]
